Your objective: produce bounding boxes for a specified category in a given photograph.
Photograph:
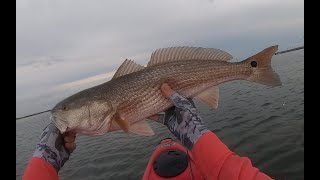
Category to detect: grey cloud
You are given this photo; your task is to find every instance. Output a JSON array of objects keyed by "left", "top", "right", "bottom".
[
  {"left": 16, "top": 0, "right": 304, "bottom": 116},
  {"left": 17, "top": 0, "right": 303, "bottom": 59}
]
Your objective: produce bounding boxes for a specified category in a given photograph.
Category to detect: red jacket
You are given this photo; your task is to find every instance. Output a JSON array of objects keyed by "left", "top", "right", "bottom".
[
  {"left": 23, "top": 131, "right": 272, "bottom": 180},
  {"left": 192, "top": 132, "right": 272, "bottom": 180}
]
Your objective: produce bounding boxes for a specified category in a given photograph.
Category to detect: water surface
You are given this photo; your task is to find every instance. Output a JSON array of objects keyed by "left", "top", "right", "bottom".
[{"left": 16, "top": 50, "right": 304, "bottom": 180}]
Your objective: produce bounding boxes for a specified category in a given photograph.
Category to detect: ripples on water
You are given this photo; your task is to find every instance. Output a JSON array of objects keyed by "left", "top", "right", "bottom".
[{"left": 16, "top": 50, "right": 304, "bottom": 180}]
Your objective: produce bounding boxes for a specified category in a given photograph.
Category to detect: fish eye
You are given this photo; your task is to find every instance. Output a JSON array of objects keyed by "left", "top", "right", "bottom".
[
  {"left": 250, "top": 61, "right": 257, "bottom": 67},
  {"left": 62, "top": 106, "right": 68, "bottom": 111}
]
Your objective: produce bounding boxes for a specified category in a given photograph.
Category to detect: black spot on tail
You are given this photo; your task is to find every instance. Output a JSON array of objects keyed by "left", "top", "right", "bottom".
[{"left": 250, "top": 61, "right": 257, "bottom": 67}]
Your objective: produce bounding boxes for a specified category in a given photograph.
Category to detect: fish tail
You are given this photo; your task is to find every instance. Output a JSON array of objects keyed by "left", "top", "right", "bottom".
[{"left": 244, "top": 45, "right": 282, "bottom": 87}]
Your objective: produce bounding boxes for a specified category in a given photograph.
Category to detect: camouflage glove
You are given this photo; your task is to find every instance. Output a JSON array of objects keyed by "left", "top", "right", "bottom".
[
  {"left": 32, "top": 123, "right": 71, "bottom": 172},
  {"left": 160, "top": 92, "right": 209, "bottom": 150}
]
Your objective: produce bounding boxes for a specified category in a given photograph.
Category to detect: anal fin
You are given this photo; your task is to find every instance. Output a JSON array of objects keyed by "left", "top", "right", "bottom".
[{"left": 194, "top": 86, "right": 219, "bottom": 108}]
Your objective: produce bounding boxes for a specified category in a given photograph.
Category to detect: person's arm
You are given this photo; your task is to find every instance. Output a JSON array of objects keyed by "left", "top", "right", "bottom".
[
  {"left": 23, "top": 157, "right": 59, "bottom": 180},
  {"left": 23, "top": 123, "right": 76, "bottom": 180},
  {"left": 159, "top": 83, "right": 273, "bottom": 180},
  {"left": 192, "top": 131, "right": 272, "bottom": 180}
]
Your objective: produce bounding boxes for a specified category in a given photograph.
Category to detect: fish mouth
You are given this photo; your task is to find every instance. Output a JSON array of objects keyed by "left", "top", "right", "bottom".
[{"left": 50, "top": 115, "right": 68, "bottom": 133}]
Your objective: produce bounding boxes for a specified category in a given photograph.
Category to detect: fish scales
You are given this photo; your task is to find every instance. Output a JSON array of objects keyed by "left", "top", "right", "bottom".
[{"left": 51, "top": 45, "right": 280, "bottom": 136}]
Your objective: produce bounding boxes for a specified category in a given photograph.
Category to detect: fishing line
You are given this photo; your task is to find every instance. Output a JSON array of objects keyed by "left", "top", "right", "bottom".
[
  {"left": 16, "top": 110, "right": 51, "bottom": 120},
  {"left": 16, "top": 46, "right": 304, "bottom": 120}
]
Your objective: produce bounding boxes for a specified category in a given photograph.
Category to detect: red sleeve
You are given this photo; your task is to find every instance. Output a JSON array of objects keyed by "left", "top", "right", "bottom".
[
  {"left": 192, "top": 131, "right": 273, "bottom": 180},
  {"left": 23, "top": 157, "right": 59, "bottom": 180}
]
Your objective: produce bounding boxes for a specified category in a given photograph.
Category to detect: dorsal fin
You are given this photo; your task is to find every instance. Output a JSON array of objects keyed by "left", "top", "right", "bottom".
[
  {"left": 112, "top": 59, "right": 145, "bottom": 79},
  {"left": 147, "top": 47, "right": 233, "bottom": 67}
]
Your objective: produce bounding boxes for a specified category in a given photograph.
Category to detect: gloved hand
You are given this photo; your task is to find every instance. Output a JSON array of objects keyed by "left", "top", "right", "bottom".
[
  {"left": 32, "top": 123, "right": 76, "bottom": 172},
  {"left": 157, "top": 83, "right": 209, "bottom": 150}
]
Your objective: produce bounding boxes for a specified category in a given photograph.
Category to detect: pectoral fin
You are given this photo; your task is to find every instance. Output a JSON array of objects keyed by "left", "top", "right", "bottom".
[{"left": 114, "top": 113, "right": 130, "bottom": 134}]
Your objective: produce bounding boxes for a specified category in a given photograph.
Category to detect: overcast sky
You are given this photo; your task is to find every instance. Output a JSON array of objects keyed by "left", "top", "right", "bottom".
[{"left": 16, "top": 0, "right": 304, "bottom": 117}]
